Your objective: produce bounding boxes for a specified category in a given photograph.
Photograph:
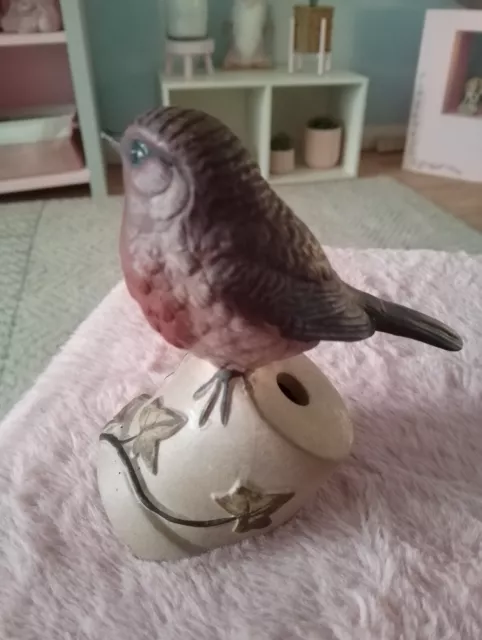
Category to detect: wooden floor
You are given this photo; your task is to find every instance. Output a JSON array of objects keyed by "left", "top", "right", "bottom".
[
  {"left": 5, "top": 151, "right": 482, "bottom": 233},
  {"left": 359, "top": 152, "right": 482, "bottom": 232},
  {"left": 105, "top": 152, "right": 482, "bottom": 232}
]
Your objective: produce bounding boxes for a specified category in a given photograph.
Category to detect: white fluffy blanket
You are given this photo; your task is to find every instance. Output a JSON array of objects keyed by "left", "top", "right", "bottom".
[{"left": 1, "top": 248, "right": 481, "bottom": 640}]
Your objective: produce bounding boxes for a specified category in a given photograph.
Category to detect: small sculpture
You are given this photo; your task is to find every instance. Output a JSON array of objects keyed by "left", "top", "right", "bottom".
[
  {"left": 1, "top": 0, "right": 62, "bottom": 34},
  {"left": 100, "top": 106, "right": 463, "bottom": 560},
  {"left": 223, "top": 0, "right": 272, "bottom": 70},
  {"left": 110, "top": 105, "right": 462, "bottom": 428},
  {"left": 458, "top": 77, "right": 482, "bottom": 116}
]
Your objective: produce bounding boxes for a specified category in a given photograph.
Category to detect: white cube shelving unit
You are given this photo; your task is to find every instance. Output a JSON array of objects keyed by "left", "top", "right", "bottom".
[{"left": 161, "top": 67, "right": 368, "bottom": 185}]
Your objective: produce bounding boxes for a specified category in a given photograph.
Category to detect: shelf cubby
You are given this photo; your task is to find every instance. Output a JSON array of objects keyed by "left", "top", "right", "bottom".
[{"left": 161, "top": 67, "right": 368, "bottom": 185}]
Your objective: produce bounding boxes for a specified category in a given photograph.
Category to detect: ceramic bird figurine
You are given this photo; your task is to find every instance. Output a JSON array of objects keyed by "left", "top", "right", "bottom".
[{"left": 110, "top": 106, "right": 463, "bottom": 427}]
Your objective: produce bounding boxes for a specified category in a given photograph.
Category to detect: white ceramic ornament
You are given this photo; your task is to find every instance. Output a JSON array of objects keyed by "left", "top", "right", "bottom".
[
  {"left": 97, "top": 353, "right": 353, "bottom": 562},
  {"left": 223, "top": 0, "right": 272, "bottom": 70}
]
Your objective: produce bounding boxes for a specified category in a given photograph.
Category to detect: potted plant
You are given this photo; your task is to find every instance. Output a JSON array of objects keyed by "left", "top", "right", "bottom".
[
  {"left": 304, "top": 115, "right": 342, "bottom": 170},
  {"left": 270, "top": 132, "right": 295, "bottom": 175}
]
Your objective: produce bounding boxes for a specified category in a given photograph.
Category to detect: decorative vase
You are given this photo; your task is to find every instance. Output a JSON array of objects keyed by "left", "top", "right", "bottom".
[
  {"left": 97, "top": 353, "right": 353, "bottom": 562},
  {"left": 223, "top": 0, "right": 272, "bottom": 70},
  {"left": 166, "top": 0, "right": 208, "bottom": 41},
  {"left": 270, "top": 149, "right": 295, "bottom": 175},
  {"left": 304, "top": 123, "right": 342, "bottom": 169}
]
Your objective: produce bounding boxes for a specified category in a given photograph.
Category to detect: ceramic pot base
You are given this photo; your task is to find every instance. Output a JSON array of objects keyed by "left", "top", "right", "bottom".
[{"left": 97, "top": 354, "right": 353, "bottom": 562}]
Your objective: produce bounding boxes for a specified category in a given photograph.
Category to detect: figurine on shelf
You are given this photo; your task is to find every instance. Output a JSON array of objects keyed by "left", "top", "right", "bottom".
[
  {"left": 223, "top": 0, "right": 273, "bottom": 70},
  {"left": 98, "top": 106, "right": 463, "bottom": 562},
  {"left": 1, "top": 0, "right": 62, "bottom": 33},
  {"left": 458, "top": 76, "right": 482, "bottom": 116},
  {"left": 114, "top": 105, "right": 463, "bottom": 424}
]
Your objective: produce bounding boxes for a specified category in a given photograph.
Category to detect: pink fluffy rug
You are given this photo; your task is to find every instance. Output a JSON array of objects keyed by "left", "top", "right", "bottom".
[{"left": 1, "top": 248, "right": 481, "bottom": 640}]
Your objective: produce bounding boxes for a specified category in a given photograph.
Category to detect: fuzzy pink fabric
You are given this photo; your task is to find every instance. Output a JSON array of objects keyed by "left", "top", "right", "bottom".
[{"left": 0, "top": 248, "right": 481, "bottom": 640}]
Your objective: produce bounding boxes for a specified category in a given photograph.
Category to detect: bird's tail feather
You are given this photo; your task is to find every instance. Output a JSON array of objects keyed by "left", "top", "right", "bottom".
[{"left": 352, "top": 288, "right": 463, "bottom": 352}]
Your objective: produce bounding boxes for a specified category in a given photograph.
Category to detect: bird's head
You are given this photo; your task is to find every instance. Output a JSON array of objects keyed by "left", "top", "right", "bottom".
[
  {"left": 115, "top": 107, "right": 195, "bottom": 226},
  {"left": 108, "top": 106, "right": 255, "bottom": 226}
]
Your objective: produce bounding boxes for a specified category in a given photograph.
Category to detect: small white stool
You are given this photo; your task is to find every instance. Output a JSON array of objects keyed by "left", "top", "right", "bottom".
[{"left": 164, "top": 38, "right": 215, "bottom": 79}]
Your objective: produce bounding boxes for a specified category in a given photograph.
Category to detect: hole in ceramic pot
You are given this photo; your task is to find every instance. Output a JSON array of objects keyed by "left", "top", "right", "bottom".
[{"left": 276, "top": 373, "right": 310, "bottom": 406}]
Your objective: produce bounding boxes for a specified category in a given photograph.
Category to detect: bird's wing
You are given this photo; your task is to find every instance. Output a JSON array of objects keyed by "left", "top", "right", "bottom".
[
  {"left": 210, "top": 193, "right": 374, "bottom": 344},
  {"left": 215, "top": 257, "right": 374, "bottom": 343}
]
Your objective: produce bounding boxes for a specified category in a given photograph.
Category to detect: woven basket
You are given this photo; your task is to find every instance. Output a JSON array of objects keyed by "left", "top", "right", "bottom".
[{"left": 293, "top": 6, "right": 334, "bottom": 54}]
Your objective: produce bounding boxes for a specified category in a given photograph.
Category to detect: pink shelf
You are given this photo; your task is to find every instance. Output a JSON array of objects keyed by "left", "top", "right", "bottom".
[
  {"left": 0, "top": 138, "right": 90, "bottom": 194},
  {"left": 0, "top": 31, "right": 66, "bottom": 47}
]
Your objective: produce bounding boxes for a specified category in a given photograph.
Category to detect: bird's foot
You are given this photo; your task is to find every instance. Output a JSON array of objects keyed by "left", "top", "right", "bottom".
[{"left": 193, "top": 369, "right": 244, "bottom": 427}]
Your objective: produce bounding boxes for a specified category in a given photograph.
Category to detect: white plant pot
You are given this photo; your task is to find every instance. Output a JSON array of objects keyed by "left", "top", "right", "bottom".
[
  {"left": 166, "top": 0, "right": 208, "bottom": 40},
  {"left": 97, "top": 354, "right": 354, "bottom": 563},
  {"left": 270, "top": 149, "right": 295, "bottom": 175},
  {"left": 304, "top": 126, "right": 342, "bottom": 170}
]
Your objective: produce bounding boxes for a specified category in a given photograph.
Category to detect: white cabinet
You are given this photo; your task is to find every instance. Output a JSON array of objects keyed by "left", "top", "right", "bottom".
[{"left": 161, "top": 67, "right": 368, "bottom": 184}]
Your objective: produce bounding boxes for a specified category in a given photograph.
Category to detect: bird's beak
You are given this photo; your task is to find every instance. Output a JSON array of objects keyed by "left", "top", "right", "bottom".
[{"left": 101, "top": 131, "right": 121, "bottom": 155}]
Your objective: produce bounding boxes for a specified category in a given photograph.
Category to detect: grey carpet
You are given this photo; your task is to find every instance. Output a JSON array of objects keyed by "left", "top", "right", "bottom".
[{"left": 1, "top": 176, "right": 481, "bottom": 418}]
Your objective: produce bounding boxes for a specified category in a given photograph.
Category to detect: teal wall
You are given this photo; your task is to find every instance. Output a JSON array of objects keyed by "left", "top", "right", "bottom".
[
  {"left": 84, "top": 0, "right": 163, "bottom": 136},
  {"left": 84, "top": 0, "right": 231, "bottom": 135},
  {"left": 85, "top": 0, "right": 460, "bottom": 134},
  {"left": 342, "top": 0, "right": 459, "bottom": 124}
]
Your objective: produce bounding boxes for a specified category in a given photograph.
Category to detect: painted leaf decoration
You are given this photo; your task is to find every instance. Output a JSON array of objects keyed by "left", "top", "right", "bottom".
[
  {"left": 213, "top": 482, "right": 295, "bottom": 533},
  {"left": 235, "top": 515, "right": 272, "bottom": 534},
  {"left": 132, "top": 397, "right": 187, "bottom": 474},
  {"left": 104, "top": 394, "right": 152, "bottom": 438}
]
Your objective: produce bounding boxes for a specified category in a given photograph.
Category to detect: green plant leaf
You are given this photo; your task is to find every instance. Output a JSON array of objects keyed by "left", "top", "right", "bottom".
[
  {"left": 270, "top": 132, "right": 294, "bottom": 151},
  {"left": 307, "top": 116, "right": 341, "bottom": 130}
]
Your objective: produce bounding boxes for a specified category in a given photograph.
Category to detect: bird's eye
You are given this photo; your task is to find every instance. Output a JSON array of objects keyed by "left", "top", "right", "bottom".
[{"left": 129, "top": 139, "right": 150, "bottom": 166}]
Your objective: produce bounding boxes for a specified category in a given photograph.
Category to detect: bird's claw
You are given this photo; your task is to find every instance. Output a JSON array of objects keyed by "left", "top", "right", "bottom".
[{"left": 193, "top": 369, "right": 243, "bottom": 427}]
